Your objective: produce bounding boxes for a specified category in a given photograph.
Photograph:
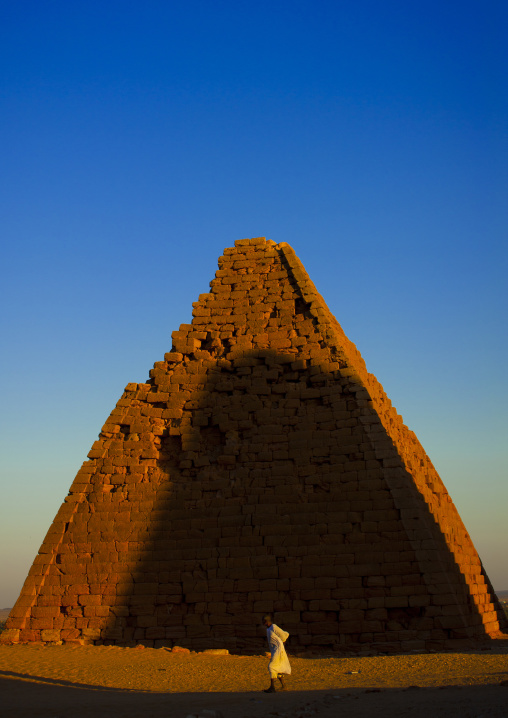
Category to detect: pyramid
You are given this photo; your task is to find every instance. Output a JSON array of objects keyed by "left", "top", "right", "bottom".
[{"left": 3, "top": 238, "right": 505, "bottom": 653}]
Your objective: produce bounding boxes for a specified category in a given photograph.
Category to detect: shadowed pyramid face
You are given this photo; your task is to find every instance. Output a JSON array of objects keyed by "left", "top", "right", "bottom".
[{"left": 2, "top": 238, "right": 505, "bottom": 650}]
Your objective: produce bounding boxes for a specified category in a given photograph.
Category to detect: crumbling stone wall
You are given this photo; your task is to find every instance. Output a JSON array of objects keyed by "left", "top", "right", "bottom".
[{"left": 3, "top": 238, "right": 505, "bottom": 652}]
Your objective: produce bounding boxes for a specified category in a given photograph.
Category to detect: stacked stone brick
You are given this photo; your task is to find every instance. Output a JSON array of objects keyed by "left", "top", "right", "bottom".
[{"left": 3, "top": 238, "right": 505, "bottom": 652}]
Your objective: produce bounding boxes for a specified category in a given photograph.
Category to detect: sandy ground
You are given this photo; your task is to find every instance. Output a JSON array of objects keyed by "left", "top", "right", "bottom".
[{"left": 1, "top": 641, "right": 508, "bottom": 718}]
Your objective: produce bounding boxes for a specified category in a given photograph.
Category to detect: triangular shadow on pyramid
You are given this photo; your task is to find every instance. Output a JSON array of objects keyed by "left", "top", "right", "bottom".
[{"left": 3, "top": 238, "right": 506, "bottom": 652}]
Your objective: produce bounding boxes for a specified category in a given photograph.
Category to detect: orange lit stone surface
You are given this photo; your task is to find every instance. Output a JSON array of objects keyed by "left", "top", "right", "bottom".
[{"left": 3, "top": 238, "right": 505, "bottom": 652}]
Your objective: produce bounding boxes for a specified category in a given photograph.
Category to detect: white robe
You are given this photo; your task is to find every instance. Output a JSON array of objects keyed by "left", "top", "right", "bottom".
[{"left": 267, "top": 624, "right": 291, "bottom": 678}]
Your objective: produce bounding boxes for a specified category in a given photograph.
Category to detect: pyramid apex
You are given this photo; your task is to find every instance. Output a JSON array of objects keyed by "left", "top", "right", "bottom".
[{"left": 234, "top": 236, "right": 268, "bottom": 247}]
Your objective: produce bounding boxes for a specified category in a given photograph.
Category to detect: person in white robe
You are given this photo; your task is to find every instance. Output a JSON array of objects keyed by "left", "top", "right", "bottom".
[{"left": 262, "top": 614, "right": 291, "bottom": 692}]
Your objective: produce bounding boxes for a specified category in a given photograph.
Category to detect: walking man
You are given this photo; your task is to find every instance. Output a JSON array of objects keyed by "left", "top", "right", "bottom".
[{"left": 262, "top": 613, "right": 291, "bottom": 692}]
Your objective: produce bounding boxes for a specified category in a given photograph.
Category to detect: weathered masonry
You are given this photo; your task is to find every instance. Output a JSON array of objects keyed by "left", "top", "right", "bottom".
[{"left": 3, "top": 238, "right": 505, "bottom": 652}]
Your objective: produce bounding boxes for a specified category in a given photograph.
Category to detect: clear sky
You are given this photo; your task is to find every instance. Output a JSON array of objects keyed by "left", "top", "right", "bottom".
[{"left": 0, "top": 1, "right": 507, "bottom": 607}]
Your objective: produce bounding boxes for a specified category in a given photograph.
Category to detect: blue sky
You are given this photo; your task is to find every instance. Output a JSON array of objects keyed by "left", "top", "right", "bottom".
[{"left": 0, "top": 0, "right": 507, "bottom": 606}]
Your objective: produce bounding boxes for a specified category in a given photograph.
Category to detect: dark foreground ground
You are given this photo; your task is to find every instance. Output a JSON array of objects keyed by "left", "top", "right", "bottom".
[{"left": 1, "top": 639, "right": 508, "bottom": 718}]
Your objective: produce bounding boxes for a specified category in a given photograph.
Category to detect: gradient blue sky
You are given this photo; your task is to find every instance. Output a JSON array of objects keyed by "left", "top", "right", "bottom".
[{"left": 1, "top": 1, "right": 507, "bottom": 606}]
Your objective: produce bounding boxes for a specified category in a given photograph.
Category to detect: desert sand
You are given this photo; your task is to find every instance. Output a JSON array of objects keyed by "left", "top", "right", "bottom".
[{"left": 1, "top": 640, "right": 508, "bottom": 718}]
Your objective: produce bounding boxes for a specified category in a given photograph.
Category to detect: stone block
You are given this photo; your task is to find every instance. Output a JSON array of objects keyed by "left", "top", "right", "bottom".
[
  {"left": 308, "top": 621, "right": 339, "bottom": 635},
  {"left": 41, "top": 629, "right": 61, "bottom": 642},
  {"left": 0, "top": 629, "right": 20, "bottom": 644}
]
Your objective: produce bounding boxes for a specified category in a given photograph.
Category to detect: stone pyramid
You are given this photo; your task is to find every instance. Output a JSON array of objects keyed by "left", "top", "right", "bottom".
[{"left": 3, "top": 238, "right": 505, "bottom": 652}]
